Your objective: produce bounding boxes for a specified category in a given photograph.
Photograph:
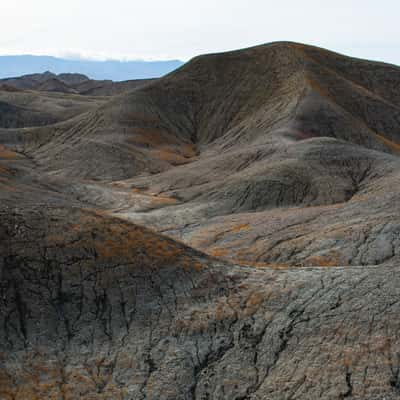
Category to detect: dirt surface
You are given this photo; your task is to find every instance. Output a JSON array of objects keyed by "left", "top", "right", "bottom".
[{"left": 1, "top": 41, "right": 400, "bottom": 399}]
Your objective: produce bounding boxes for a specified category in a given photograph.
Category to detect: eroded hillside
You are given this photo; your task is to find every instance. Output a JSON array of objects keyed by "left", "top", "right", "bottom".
[{"left": 1, "top": 42, "right": 400, "bottom": 399}]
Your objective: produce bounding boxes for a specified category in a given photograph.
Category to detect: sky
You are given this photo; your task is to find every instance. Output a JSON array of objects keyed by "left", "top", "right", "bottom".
[{"left": 1, "top": 0, "right": 399, "bottom": 65}]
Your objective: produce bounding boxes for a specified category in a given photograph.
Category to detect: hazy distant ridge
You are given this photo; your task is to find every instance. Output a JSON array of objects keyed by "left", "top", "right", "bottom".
[{"left": 0, "top": 55, "right": 184, "bottom": 81}]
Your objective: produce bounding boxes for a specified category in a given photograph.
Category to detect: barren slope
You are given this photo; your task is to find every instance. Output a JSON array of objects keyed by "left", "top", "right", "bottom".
[
  {"left": 9, "top": 42, "right": 399, "bottom": 267},
  {"left": 1, "top": 42, "right": 400, "bottom": 399},
  {"left": 0, "top": 88, "right": 107, "bottom": 128},
  {"left": 1, "top": 196, "right": 400, "bottom": 399}
]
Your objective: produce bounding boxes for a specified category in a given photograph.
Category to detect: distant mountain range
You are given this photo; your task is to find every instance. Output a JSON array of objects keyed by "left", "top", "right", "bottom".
[
  {"left": 0, "top": 55, "right": 184, "bottom": 81},
  {"left": 0, "top": 71, "right": 155, "bottom": 98}
]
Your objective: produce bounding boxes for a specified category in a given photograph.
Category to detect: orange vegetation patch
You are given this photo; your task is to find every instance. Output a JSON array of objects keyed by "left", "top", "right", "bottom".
[
  {"left": 305, "top": 252, "right": 341, "bottom": 267},
  {"left": 181, "top": 143, "right": 197, "bottom": 158},
  {"left": 150, "top": 149, "right": 191, "bottom": 165},
  {"left": 374, "top": 132, "right": 400, "bottom": 152},
  {"left": 146, "top": 194, "right": 178, "bottom": 207},
  {"left": 306, "top": 77, "right": 332, "bottom": 99},
  {"left": 230, "top": 223, "right": 251, "bottom": 233},
  {"left": 0, "top": 165, "right": 10, "bottom": 175},
  {"left": 127, "top": 189, "right": 178, "bottom": 208},
  {"left": 46, "top": 211, "right": 203, "bottom": 272},
  {"left": 175, "top": 296, "right": 238, "bottom": 333},
  {"left": 175, "top": 289, "right": 270, "bottom": 333},
  {"left": 207, "top": 245, "right": 291, "bottom": 269},
  {"left": 208, "top": 247, "right": 230, "bottom": 258},
  {"left": 148, "top": 142, "right": 197, "bottom": 165},
  {"left": 126, "top": 126, "right": 196, "bottom": 160},
  {"left": 243, "top": 291, "right": 266, "bottom": 316},
  {"left": 245, "top": 291, "right": 265, "bottom": 308},
  {"left": 0, "top": 145, "right": 20, "bottom": 160},
  {"left": 128, "top": 127, "right": 172, "bottom": 147},
  {"left": 0, "top": 356, "right": 133, "bottom": 400},
  {"left": 190, "top": 223, "right": 251, "bottom": 250}
]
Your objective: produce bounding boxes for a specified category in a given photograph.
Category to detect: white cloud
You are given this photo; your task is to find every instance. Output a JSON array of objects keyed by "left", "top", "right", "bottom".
[{"left": 0, "top": 0, "right": 399, "bottom": 64}]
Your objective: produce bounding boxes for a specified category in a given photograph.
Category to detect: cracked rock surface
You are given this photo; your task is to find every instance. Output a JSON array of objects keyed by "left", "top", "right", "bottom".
[{"left": 1, "top": 206, "right": 400, "bottom": 399}]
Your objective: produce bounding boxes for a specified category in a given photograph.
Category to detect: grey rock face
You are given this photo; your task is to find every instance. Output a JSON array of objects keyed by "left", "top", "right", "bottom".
[{"left": 1, "top": 207, "right": 400, "bottom": 399}]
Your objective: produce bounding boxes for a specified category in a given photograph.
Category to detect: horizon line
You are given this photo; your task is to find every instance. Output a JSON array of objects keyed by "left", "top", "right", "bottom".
[{"left": 0, "top": 53, "right": 185, "bottom": 63}]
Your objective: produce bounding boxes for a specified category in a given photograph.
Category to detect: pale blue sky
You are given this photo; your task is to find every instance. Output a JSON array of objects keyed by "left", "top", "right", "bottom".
[{"left": 1, "top": 0, "right": 399, "bottom": 65}]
